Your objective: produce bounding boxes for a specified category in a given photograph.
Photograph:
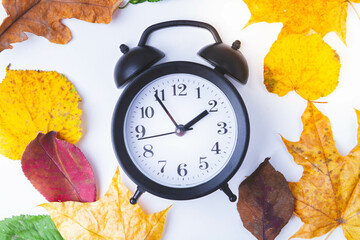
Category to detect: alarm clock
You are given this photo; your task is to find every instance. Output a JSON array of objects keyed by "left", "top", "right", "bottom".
[{"left": 112, "top": 20, "right": 249, "bottom": 204}]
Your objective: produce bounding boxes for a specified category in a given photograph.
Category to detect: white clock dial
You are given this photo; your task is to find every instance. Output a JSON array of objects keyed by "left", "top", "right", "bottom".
[{"left": 124, "top": 73, "right": 238, "bottom": 188}]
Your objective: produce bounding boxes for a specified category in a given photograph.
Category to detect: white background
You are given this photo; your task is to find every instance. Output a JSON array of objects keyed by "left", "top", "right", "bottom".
[{"left": 1, "top": 0, "right": 360, "bottom": 239}]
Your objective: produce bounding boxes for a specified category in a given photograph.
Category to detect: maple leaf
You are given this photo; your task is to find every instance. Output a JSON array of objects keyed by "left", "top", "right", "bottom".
[
  {"left": 41, "top": 167, "right": 169, "bottom": 240},
  {"left": 0, "top": 0, "right": 123, "bottom": 52},
  {"left": 0, "top": 66, "right": 82, "bottom": 160},
  {"left": 22, "top": 132, "right": 96, "bottom": 202},
  {"left": 264, "top": 34, "right": 341, "bottom": 101},
  {"left": 243, "top": 0, "right": 360, "bottom": 44},
  {"left": 237, "top": 158, "right": 294, "bottom": 240},
  {"left": 283, "top": 101, "right": 360, "bottom": 239}
]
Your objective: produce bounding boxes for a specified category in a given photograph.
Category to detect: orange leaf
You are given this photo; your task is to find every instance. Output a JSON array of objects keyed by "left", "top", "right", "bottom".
[
  {"left": 41, "top": 167, "right": 169, "bottom": 240},
  {"left": 264, "top": 34, "right": 340, "bottom": 101},
  {"left": 0, "top": 0, "right": 123, "bottom": 52},
  {"left": 283, "top": 101, "right": 360, "bottom": 239},
  {"left": 0, "top": 66, "right": 82, "bottom": 160},
  {"left": 243, "top": 0, "right": 360, "bottom": 43}
]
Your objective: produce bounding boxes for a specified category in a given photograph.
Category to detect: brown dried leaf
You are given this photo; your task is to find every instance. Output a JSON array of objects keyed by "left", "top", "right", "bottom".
[
  {"left": 0, "top": 0, "right": 123, "bottom": 52},
  {"left": 237, "top": 158, "right": 294, "bottom": 240}
]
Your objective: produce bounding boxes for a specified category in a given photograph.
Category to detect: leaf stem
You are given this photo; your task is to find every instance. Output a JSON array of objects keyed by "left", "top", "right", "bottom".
[
  {"left": 324, "top": 226, "right": 338, "bottom": 240},
  {"left": 119, "top": 1, "right": 131, "bottom": 9},
  {"left": 311, "top": 100, "right": 328, "bottom": 104},
  {"left": 348, "top": 1, "right": 360, "bottom": 21}
]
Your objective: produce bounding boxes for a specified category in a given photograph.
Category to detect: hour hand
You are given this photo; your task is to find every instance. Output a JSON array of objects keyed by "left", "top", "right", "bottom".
[
  {"left": 155, "top": 93, "right": 179, "bottom": 128},
  {"left": 184, "top": 110, "right": 209, "bottom": 130}
]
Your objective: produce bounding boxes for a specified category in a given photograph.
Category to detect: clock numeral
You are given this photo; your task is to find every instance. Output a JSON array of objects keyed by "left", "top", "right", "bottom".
[
  {"left": 135, "top": 125, "right": 146, "bottom": 139},
  {"left": 143, "top": 144, "right": 154, "bottom": 158},
  {"left": 155, "top": 89, "right": 165, "bottom": 101},
  {"left": 172, "top": 83, "right": 187, "bottom": 96},
  {"left": 196, "top": 87, "right": 201, "bottom": 99},
  {"left": 217, "top": 122, "right": 228, "bottom": 135},
  {"left": 211, "top": 142, "right": 221, "bottom": 154},
  {"left": 177, "top": 163, "right": 188, "bottom": 177},
  {"left": 199, "top": 157, "right": 209, "bottom": 170},
  {"left": 208, "top": 100, "right": 218, "bottom": 112},
  {"left": 158, "top": 160, "right": 167, "bottom": 173},
  {"left": 140, "top": 106, "right": 154, "bottom": 119}
]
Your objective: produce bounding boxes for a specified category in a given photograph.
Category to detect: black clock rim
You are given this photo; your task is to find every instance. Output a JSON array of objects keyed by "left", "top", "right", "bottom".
[{"left": 112, "top": 61, "right": 250, "bottom": 200}]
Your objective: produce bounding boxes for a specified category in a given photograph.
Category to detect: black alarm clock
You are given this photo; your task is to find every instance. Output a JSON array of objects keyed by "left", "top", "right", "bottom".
[{"left": 112, "top": 20, "right": 249, "bottom": 204}]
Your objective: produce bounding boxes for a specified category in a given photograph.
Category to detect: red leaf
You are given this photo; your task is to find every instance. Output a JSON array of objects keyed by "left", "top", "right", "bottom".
[
  {"left": 21, "top": 131, "right": 96, "bottom": 202},
  {"left": 237, "top": 158, "right": 294, "bottom": 240}
]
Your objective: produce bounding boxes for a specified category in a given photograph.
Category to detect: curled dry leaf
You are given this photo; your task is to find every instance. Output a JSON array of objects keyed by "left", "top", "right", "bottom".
[
  {"left": 21, "top": 131, "right": 96, "bottom": 202},
  {"left": 284, "top": 101, "right": 360, "bottom": 239},
  {"left": 237, "top": 158, "right": 294, "bottom": 240},
  {"left": 264, "top": 34, "right": 340, "bottom": 101},
  {"left": 41, "top": 167, "right": 169, "bottom": 240},
  {"left": 243, "top": 0, "right": 360, "bottom": 43},
  {"left": 0, "top": 0, "right": 123, "bottom": 52},
  {"left": 0, "top": 67, "right": 82, "bottom": 160}
]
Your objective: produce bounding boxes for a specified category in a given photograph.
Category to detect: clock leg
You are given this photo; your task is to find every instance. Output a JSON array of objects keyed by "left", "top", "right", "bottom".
[
  {"left": 130, "top": 187, "right": 145, "bottom": 204},
  {"left": 221, "top": 183, "right": 237, "bottom": 202}
]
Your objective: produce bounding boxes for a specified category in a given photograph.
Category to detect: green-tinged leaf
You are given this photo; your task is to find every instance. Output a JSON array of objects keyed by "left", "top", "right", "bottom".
[
  {"left": 120, "top": 0, "right": 161, "bottom": 8},
  {"left": 0, "top": 215, "right": 63, "bottom": 240},
  {"left": 130, "top": 0, "right": 161, "bottom": 4}
]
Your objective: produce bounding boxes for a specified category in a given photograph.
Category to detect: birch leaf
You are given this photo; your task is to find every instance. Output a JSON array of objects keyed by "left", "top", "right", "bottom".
[
  {"left": 0, "top": 67, "right": 82, "bottom": 160},
  {"left": 264, "top": 34, "right": 340, "bottom": 101}
]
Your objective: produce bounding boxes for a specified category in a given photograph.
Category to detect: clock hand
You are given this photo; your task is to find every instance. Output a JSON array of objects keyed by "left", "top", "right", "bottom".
[
  {"left": 184, "top": 110, "right": 209, "bottom": 130},
  {"left": 138, "top": 128, "right": 193, "bottom": 140},
  {"left": 155, "top": 93, "right": 179, "bottom": 128}
]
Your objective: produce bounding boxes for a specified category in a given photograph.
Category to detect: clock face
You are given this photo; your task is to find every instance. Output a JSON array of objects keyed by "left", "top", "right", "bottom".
[{"left": 123, "top": 73, "right": 238, "bottom": 188}]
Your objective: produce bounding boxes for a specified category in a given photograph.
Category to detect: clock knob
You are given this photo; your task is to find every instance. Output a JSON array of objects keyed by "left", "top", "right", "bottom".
[
  {"left": 221, "top": 183, "right": 237, "bottom": 202},
  {"left": 130, "top": 187, "right": 145, "bottom": 204},
  {"left": 198, "top": 41, "right": 249, "bottom": 84},
  {"left": 114, "top": 45, "right": 165, "bottom": 88}
]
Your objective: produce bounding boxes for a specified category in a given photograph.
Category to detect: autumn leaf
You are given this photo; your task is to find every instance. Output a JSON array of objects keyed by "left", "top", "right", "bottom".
[
  {"left": 0, "top": 0, "right": 123, "bottom": 52},
  {"left": 243, "top": 0, "right": 360, "bottom": 43},
  {"left": 41, "top": 167, "right": 169, "bottom": 240},
  {"left": 283, "top": 101, "right": 360, "bottom": 239},
  {"left": 237, "top": 158, "right": 294, "bottom": 240},
  {"left": 0, "top": 66, "right": 82, "bottom": 160},
  {"left": 0, "top": 215, "right": 63, "bottom": 239},
  {"left": 22, "top": 132, "right": 96, "bottom": 202},
  {"left": 264, "top": 34, "right": 340, "bottom": 101}
]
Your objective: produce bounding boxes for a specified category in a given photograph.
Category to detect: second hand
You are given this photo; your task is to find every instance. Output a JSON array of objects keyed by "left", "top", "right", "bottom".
[{"left": 138, "top": 128, "right": 193, "bottom": 140}]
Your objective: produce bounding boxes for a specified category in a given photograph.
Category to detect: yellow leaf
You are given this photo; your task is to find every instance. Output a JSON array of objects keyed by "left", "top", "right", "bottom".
[
  {"left": 243, "top": 0, "right": 359, "bottom": 43},
  {"left": 264, "top": 34, "right": 340, "bottom": 101},
  {"left": 283, "top": 101, "right": 360, "bottom": 239},
  {"left": 41, "top": 167, "right": 169, "bottom": 240},
  {"left": 0, "top": 67, "right": 82, "bottom": 160}
]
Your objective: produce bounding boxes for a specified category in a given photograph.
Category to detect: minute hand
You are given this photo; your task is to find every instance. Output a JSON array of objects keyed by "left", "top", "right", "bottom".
[
  {"left": 184, "top": 110, "right": 209, "bottom": 130},
  {"left": 155, "top": 94, "right": 179, "bottom": 128}
]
